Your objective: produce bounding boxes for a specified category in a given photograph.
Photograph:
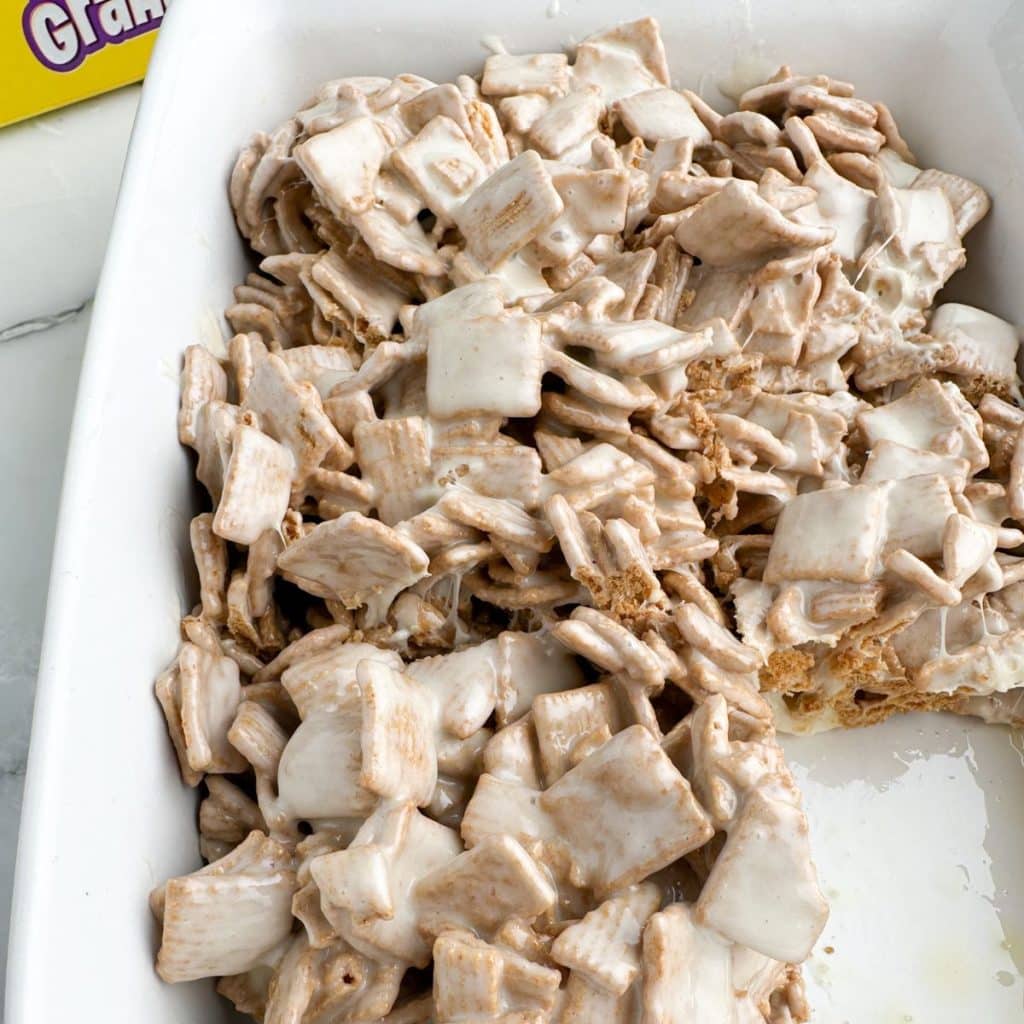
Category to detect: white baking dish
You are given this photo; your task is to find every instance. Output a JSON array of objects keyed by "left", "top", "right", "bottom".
[{"left": 6, "top": 0, "right": 1024, "bottom": 1020}]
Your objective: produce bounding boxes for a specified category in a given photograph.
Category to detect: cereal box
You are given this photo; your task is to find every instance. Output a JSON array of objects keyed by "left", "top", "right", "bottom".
[{"left": 0, "top": 0, "right": 164, "bottom": 128}]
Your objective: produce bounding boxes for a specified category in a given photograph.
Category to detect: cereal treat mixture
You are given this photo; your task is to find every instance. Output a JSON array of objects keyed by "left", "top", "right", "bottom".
[{"left": 152, "top": 17, "right": 1020, "bottom": 1023}]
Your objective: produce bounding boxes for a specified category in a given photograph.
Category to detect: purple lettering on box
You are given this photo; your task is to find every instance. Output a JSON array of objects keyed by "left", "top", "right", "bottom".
[{"left": 22, "top": 0, "right": 164, "bottom": 74}]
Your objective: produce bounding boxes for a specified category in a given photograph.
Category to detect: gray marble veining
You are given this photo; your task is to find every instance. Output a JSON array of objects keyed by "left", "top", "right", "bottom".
[
  {"left": 0, "top": 77, "right": 137, "bottom": 1009},
  {"left": 0, "top": 313, "right": 91, "bottom": 991}
]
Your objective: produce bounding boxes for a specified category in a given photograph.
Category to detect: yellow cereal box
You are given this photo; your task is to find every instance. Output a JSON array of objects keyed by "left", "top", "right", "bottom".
[{"left": 0, "top": 0, "right": 164, "bottom": 128}]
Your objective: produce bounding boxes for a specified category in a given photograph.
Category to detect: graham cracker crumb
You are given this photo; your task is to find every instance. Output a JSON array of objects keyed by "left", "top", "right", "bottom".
[
  {"left": 579, "top": 564, "right": 655, "bottom": 622},
  {"left": 760, "top": 649, "right": 815, "bottom": 692}
]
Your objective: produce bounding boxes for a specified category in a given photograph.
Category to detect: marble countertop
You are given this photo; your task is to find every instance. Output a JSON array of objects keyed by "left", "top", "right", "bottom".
[{"left": 0, "top": 86, "right": 139, "bottom": 994}]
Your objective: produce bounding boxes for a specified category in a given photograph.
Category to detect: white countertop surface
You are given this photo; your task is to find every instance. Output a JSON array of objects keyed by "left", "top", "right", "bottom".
[{"left": 0, "top": 86, "right": 140, "bottom": 994}]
